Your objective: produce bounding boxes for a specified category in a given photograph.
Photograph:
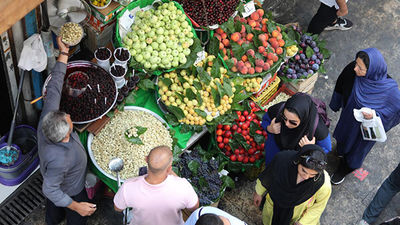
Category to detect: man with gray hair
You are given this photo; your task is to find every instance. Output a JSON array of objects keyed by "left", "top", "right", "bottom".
[
  {"left": 113, "top": 145, "right": 199, "bottom": 225},
  {"left": 38, "top": 36, "right": 96, "bottom": 225}
]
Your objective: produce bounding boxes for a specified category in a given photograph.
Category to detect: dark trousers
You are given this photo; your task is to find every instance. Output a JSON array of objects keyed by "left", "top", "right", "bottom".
[
  {"left": 363, "top": 162, "right": 400, "bottom": 224},
  {"left": 45, "top": 189, "right": 89, "bottom": 225},
  {"left": 308, "top": 3, "right": 338, "bottom": 34}
]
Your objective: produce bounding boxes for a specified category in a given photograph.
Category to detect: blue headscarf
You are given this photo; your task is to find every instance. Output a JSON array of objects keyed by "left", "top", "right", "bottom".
[{"left": 353, "top": 48, "right": 400, "bottom": 130}]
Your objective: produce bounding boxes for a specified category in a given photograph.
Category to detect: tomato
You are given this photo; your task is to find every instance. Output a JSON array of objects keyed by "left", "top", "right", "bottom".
[
  {"left": 237, "top": 155, "right": 244, "bottom": 162},
  {"left": 261, "top": 143, "right": 265, "bottom": 148},
  {"left": 223, "top": 137, "right": 230, "bottom": 144},
  {"left": 230, "top": 155, "right": 237, "bottom": 161},
  {"left": 256, "top": 130, "right": 262, "bottom": 135},
  {"left": 249, "top": 156, "right": 256, "bottom": 163},
  {"left": 246, "top": 116, "right": 253, "bottom": 121},
  {"left": 217, "top": 124, "right": 223, "bottom": 129},
  {"left": 240, "top": 116, "right": 246, "bottom": 122},
  {"left": 242, "top": 124, "right": 249, "bottom": 130},
  {"left": 251, "top": 142, "right": 256, "bottom": 148},
  {"left": 248, "top": 148, "right": 255, "bottom": 155},
  {"left": 236, "top": 111, "right": 241, "bottom": 116},
  {"left": 225, "top": 145, "right": 231, "bottom": 151},
  {"left": 223, "top": 125, "right": 231, "bottom": 130},
  {"left": 255, "top": 154, "right": 260, "bottom": 160},
  {"left": 237, "top": 128, "right": 242, "bottom": 133},
  {"left": 225, "top": 151, "right": 231, "bottom": 156},
  {"left": 218, "top": 143, "right": 225, "bottom": 149},
  {"left": 216, "top": 129, "right": 224, "bottom": 136},
  {"left": 243, "top": 157, "right": 249, "bottom": 164},
  {"left": 225, "top": 131, "right": 232, "bottom": 137},
  {"left": 263, "top": 131, "right": 268, "bottom": 136},
  {"left": 243, "top": 111, "right": 249, "bottom": 116},
  {"left": 234, "top": 149, "right": 240, "bottom": 155},
  {"left": 217, "top": 136, "right": 223, "bottom": 143},
  {"left": 250, "top": 101, "right": 256, "bottom": 108},
  {"left": 232, "top": 124, "right": 238, "bottom": 130},
  {"left": 246, "top": 140, "right": 250, "bottom": 145},
  {"left": 242, "top": 130, "right": 248, "bottom": 136},
  {"left": 240, "top": 149, "right": 245, "bottom": 154},
  {"left": 249, "top": 138, "right": 254, "bottom": 142},
  {"left": 245, "top": 135, "right": 251, "bottom": 140}
]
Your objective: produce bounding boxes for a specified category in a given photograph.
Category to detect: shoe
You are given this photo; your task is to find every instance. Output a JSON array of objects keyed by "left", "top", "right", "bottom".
[
  {"left": 331, "top": 172, "right": 346, "bottom": 185},
  {"left": 357, "top": 219, "right": 369, "bottom": 225},
  {"left": 324, "top": 17, "right": 353, "bottom": 31}
]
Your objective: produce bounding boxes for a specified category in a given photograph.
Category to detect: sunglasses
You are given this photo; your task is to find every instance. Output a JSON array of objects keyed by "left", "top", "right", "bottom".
[
  {"left": 280, "top": 112, "right": 299, "bottom": 126},
  {"left": 301, "top": 155, "right": 327, "bottom": 170}
]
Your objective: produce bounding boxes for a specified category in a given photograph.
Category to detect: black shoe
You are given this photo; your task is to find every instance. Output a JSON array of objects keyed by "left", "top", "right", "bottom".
[
  {"left": 325, "top": 17, "right": 353, "bottom": 31},
  {"left": 331, "top": 172, "right": 346, "bottom": 185}
]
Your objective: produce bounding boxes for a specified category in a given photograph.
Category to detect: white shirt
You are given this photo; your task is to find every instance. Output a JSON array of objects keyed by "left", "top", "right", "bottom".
[
  {"left": 320, "top": 0, "right": 348, "bottom": 9},
  {"left": 184, "top": 206, "right": 247, "bottom": 225}
]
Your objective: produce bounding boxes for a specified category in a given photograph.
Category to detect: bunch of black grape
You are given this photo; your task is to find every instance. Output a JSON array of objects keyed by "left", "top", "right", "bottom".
[{"left": 176, "top": 151, "right": 222, "bottom": 206}]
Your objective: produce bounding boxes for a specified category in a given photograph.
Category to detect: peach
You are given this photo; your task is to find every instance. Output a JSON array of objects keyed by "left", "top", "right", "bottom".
[
  {"left": 240, "top": 66, "right": 248, "bottom": 74},
  {"left": 219, "top": 42, "right": 224, "bottom": 50},
  {"left": 249, "top": 67, "right": 255, "bottom": 74},
  {"left": 276, "top": 47, "right": 283, "bottom": 55},
  {"left": 278, "top": 39, "right": 285, "bottom": 47},
  {"left": 257, "top": 9, "right": 264, "bottom": 17},
  {"left": 231, "top": 66, "right": 238, "bottom": 72},
  {"left": 261, "top": 18, "right": 268, "bottom": 25},
  {"left": 271, "top": 30, "right": 279, "bottom": 38},
  {"left": 262, "top": 41, "right": 269, "bottom": 47},
  {"left": 237, "top": 39, "right": 244, "bottom": 46},
  {"left": 250, "top": 12, "right": 259, "bottom": 21},
  {"left": 234, "top": 15, "right": 240, "bottom": 21},
  {"left": 208, "top": 61, "right": 213, "bottom": 67},
  {"left": 241, "top": 55, "right": 248, "bottom": 62},
  {"left": 245, "top": 61, "right": 252, "bottom": 68},
  {"left": 258, "top": 46, "right": 266, "bottom": 54},
  {"left": 263, "top": 62, "right": 270, "bottom": 71},
  {"left": 263, "top": 51, "right": 268, "bottom": 57},
  {"left": 255, "top": 59, "right": 264, "bottom": 67},
  {"left": 277, "top": 33, "right": 283, "bottom": 40},
  {"left": 262, "top": 25, "right": 267, "bottom": 32},
  {"left": 248, "top": 20, "right": 257, "bottom": 28},
  {"left": 232, "top": 57, "right": 238, "bottom": 65},
  {"left": 258, "top": 34, "right": 267, "bottom": 42},
  {"left": 223, "top": 55, "right": 229, "bottom": 61},
  {"left": 222, "top": 39, "right": 230, "bottom": 47},
  {"left": 231, "top": 32, "right": 241, "bottom": 42},
  {"left": 221, "top": 33, "right": 227, "bottom": 39},
  {"left": 246, "top": 49, "right": 255, "bottom": 57},
  {"left": 216, "top": 28, "right": 224, "bottom": 35},
  {"left": 255, "top": 66, "right": 263, "bottom": 73},
  {"left": 237, "top": 61, "right": 245, "bottom": 68},
  {"left": 214, "top": 33, "right": 222, "bottom": 41},
  {"left": 239, "top": 18, "right": 247, "bottom": 23},
  {"left": 222, "top": 48, "right": 227, "bottom": 55},
  {"left": 267, "top": 52, "right": 274, "bottom": 60},
  {"left": 267, "top": 59, "right": 274, "bottom": 66},
  {"left": 272, "top": 54, "right": 279, "bottom": 62},
  {"left": 240, "top": 25, "right": 246, "bottom": 33}
]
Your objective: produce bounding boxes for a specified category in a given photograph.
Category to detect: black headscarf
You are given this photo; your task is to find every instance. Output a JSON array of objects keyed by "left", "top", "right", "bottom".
[
  {"left": 268, "top": 93, "right": 328, "bottom": 150},
  {"left": 258, "top": 145, "right": 326, "bottom": 225},
  {"left": 333, "top": 61, "right": 357, "bottom": 107}
]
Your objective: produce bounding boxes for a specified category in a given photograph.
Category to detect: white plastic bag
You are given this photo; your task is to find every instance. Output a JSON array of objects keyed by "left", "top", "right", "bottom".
[
  {"left": 354, "top": 107, "right": 387, "bottom": 142},
  {"left": 18, "top": 34, "right": 47, "bottom": 72}
]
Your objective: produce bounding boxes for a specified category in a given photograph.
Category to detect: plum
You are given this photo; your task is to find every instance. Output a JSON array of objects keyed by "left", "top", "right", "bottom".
[
  {"left": 287, "top": 68, "right": 294, "bottom": 74},
  {"left": 312, "top": 64, "right": 319, "bottom": 71},
  {"left": 310, "top": 41, "right": 317, "bottom": 48},
  {"left": 311, "top": 55, "right": 317, "bottom": 61},
  {"left": 294, "top": 54, "right": 301, "bottom": 61},
  {"left": 313, "top": 47, "right": 319, "bottom": 53},
  {"left": 303, "top": 71, "right": 308, "bottom": 77},
  {"left": 308, "top": 69, "right": 314, "bottom": 74},
  {"left": 302, "top": 59, "right": 309, "bottom": 64},
  {"left": 300, "top": 64, "right": 306, "bottom": 69},
  {"left": 315, "top": 59, "right": 321, "bottom": 65},
  {"left": 300, "top": 42, "right": 307, "bottom": 48},
  {"left": 317, "top": 53, "right": 324, "bottom": 60},
  {"left": 300, "top": 53, "right": 306, "bottom": 60}
]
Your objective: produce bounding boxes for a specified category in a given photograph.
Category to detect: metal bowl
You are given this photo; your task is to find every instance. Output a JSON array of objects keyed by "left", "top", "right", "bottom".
[
  {"left": 87, "top": 106, "right": 169, "bottom": 182},
  {"left": 43, "top": 60, "right": 118, "bottom": 124}
]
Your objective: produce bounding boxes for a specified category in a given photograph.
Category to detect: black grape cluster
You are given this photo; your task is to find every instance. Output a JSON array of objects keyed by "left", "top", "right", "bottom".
[{"left": 177, "top": 151, "right": 222, "bottom": 206}]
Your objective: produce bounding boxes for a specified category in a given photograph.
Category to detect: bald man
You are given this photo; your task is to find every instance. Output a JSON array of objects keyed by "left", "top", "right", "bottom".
[{"left": 113, "top": 146, "right": 199, "bottom": 225}]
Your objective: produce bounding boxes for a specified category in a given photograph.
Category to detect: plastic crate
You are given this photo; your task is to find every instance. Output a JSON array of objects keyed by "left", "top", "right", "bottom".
[{"left": 251, "top": 75, "right": 280, "bottom": 106}]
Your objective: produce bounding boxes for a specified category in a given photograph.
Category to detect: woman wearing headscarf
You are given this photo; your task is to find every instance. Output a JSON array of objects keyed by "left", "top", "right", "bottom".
[
  {"left": 261, "top": 93, "right": 331, "bottom": 166},
  {"left": 253, "top": 144, "right": 331, "bottom": 225},
  {"left": 329, "top": 48, "right": 400, "bottom": 185}
]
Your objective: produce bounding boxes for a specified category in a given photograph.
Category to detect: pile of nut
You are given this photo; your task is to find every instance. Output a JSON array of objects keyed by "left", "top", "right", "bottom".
[
  {"left": 91, "top": 110, "right": 173, "bottom": 179},
  {"left": 60, "top": 22, "right": 83, "bottom": 46}
]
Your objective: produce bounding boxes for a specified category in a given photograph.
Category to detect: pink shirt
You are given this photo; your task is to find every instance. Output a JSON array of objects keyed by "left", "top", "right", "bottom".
[{"left": 113, "top": 175, "right": 198, "bottom": 225}]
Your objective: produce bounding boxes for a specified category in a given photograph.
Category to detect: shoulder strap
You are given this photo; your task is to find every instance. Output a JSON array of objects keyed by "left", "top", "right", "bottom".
[
  {"left": 197, "top": 207, "right": 204, "bottom": 218},
  {"left": 311, "top": 112, "right": 319, "bottom": 138}
]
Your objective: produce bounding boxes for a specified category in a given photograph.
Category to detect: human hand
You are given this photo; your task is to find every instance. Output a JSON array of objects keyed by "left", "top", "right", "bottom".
[
  {"left": 56, "top": 36, "right": 69, "bottom": 53},
  {"left": 294, "top": 222, "right": 303, "bottom": 225},
  {"left": 299, "top": 135, "right": 316, "bottom": 147},
  {"left": 267, "top": 118, "right": 281, "bottom": 134},
  {"left": 74, "top": 202, "right": 97, "bottom": 217},
  {"left": 362, "top": 112, "right": 373, "bottom": 120},
  {"left": 253, "top": 192, "right": 262, "bottom": 207}
]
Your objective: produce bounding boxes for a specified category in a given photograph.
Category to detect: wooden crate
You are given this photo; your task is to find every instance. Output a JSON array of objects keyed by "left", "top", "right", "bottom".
[{"left": 285, "top": 72, "right": 318, "bottom": 94}]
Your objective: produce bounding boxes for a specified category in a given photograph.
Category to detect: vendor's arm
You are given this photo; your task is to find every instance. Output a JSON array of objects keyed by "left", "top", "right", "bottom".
[
  {"left": 183, "top": 179, "right": 200, "bottom": 212},
  {"left": 113, "top": 182, "right": 127, "bottom": 212},
  {"left": 41, "top": 37, "right": 69, "bottom": 118},
  {"left": 42, "top": 161, "right": 96, "bottom": 216},
  {"left": 316, "top": 134, "right": 332, "bottom": 153},
  {"left": 298, "top": 173, "right": 332, "bottom": 225}
]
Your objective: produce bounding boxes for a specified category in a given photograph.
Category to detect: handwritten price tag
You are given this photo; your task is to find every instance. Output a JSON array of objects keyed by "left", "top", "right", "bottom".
[
  {"left": 119, "top": 10, "right": 135, "bottom": 31},
  {"left": 241, "top": 1, "right": 256, "bottom": 18},
  {"left": 195, "top": 50, "right": 206, "bottom": 65}
]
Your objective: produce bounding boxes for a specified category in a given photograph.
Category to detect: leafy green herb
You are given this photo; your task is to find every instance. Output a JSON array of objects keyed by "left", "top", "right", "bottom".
[
  {"left": 185, "top": 88, "right": 197, "bottom": 100},
  {"left": 306, "top": 46, "right": 314, "bottom": 58},
  {"left": 197, "top": 67, "right": 211, "bottom": 85},
  {"left": 188, "top": 160, "right": 200, "bottom": 176},
  {"left": 211, "top": 87, "right": 221, "bottom": 107},
  {"left": 167, "top": 106, "right": 185, "bottom": 120},
  {"left": 195, "top": 109, "right": 207, "bottom": 118},
  {"left": 222, "top": 77, "right": 233, "bottom": 97},
  {"left": 231, "top": 42, "right": 244, "bottom": 59},
  {"left": 137, "top": 78, "right": 155, "bottom": 91},
  {"left": 159, "top": 77, "right": 172, "bottom": 87},
  {"left": 124, "top": 126, "right": 148, "bottom": 145},
  {"left": 165, "top": 113, "right": 179, "bottom": 127}
]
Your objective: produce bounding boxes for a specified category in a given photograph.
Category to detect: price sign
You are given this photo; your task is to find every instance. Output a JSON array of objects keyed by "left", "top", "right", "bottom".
[
  {"left": 195, "top": 50, "right": 206, "bottom": 65},
  {"left": 119, "top": 9, "right": 135, "bottom": 31},
  {"left": 241, "top": 1, "right": 256, "bottom": 18}
]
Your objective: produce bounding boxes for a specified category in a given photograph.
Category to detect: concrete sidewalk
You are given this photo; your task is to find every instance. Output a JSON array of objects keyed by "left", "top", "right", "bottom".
[{"left": 20, "top": 0, "right": 400, "bottom": 224}]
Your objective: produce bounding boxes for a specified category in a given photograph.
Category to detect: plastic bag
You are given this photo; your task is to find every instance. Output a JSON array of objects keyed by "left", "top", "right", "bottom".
[
  {"left": 354, "top": 107, "right": 387, "bottom": 142},
  {"left": 18, "top": 34, "right": 47, "bottom": 72}
]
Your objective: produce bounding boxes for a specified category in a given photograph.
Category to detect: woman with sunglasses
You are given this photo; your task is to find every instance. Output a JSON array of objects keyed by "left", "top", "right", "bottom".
[
  {"left": 253, "top": 144, "right": 331, "bottom": 225},
  {"left": 261, "top": 93, "right": 331, "bottom": 166},
  {"left": 329, "top": 48, "right": 400, "bottom": 185}
]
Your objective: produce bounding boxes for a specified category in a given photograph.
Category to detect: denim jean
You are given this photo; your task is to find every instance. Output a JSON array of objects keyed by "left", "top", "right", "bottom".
[{"left": 362, "top": 162, "right": 400, "bottom": 224}]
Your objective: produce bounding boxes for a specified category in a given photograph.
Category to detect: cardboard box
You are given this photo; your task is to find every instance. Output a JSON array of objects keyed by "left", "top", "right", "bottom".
[
  {"left": 87, "top": 0, "right": 124, "bottom": 24},
  {"left": 87, "top": 13, "right": 116, "bottom": 33}
]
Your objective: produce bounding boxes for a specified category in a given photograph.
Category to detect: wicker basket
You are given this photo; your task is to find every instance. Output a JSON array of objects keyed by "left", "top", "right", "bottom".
[{"left": 285, "top": 72, "right": 318, "bottom": 94}]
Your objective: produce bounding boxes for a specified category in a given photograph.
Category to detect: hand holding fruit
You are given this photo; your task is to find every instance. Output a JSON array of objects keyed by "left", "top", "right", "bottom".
[
  {"left": 267, "top": 118, "right": 281, "bottom": 134},
  {"left": 298, "top": 135, "right": 316, "bottom": 147},
  {"left": 253, "top": 192, "right": 262, "bottom": 207}
]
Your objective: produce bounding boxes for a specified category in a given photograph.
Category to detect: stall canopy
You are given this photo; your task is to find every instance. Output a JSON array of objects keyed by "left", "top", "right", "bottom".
[{"left": 0, "top": 0, "right": 44, "bottom": 34}]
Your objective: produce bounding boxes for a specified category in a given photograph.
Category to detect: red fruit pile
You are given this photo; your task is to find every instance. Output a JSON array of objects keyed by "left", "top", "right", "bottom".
[
  {"left": 214, "top": 9, "right": 286, "bottom": 75},
  {"left": 176, "top": 0, "right": 240, "bottom": 27},
  {"left": 216, "top": 102, "right": 267, "bottom": 163}
]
